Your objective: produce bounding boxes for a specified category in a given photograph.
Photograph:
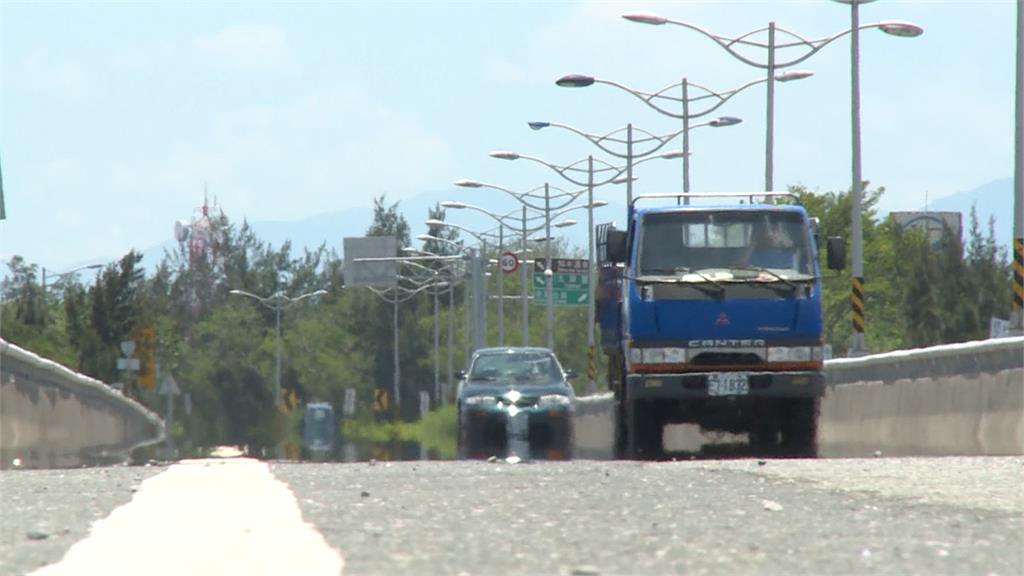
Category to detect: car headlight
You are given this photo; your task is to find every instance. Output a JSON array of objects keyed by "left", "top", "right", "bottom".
[
  {"left": 464, "top": 395, "right": 498, "bottom": 406},
  {"left": 767, "top": 346, "right": 820, "bottom": 362},
  {"left": 538, "top": 394, "right": 571, "bottom": 408}
]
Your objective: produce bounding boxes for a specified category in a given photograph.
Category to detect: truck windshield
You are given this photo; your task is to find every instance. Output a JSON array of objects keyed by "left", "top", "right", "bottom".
[{"left": 638, "top": 210, "right": 814, "bottom": 278}]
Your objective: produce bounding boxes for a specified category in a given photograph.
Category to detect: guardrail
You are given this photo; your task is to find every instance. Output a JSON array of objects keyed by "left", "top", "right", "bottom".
[
  {"left": 0, "top": 339, "right": 164, "bottom": 469},
  {"left": 573, "top": 337, "right": 1024, "bottom": 458}
]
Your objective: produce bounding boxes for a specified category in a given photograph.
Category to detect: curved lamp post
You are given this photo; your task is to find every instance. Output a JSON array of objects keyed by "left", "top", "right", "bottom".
[
  {"left": 229, "top": 288, "right": 328, "bottom": 408},
  {"left": 623, "top": 6, "right": 923, "bottom": 355},
  {"left": 449, "top": 181, "right": 581, "bottom": 347},
  {"left": 622, "top": 9, "right": 922, "bottom": 193},
  {"left": 490, "top": 150, "right": 679, "bottom": 388},
  {"left": 439, "top": 197, "right": 597, "bottom": 350},
  {"left": 555, "top": 72, "right": 809, "bottom": 197},
  {"left": 42, "top": 263, "right": 103, "bottom": 293}
]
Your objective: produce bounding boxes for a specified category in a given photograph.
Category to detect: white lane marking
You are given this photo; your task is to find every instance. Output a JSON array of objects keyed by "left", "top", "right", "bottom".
[{"left": 32, "top": 458, "right": 344, "bottom": 576}]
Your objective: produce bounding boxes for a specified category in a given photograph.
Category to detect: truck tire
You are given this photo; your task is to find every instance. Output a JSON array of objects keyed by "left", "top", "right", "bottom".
[
  {"left": 626, "top": 399, "right": 663, "bottom": 459},
  {"left": 780, "top": 398, "right": 819, "bottom": 457}
]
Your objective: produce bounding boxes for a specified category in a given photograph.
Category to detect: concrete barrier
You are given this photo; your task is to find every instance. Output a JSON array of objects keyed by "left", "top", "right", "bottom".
[
  {"left": 0, "top": 339, "right": 164, "bottom": 469},
  {"left": 573, "top": 337, "right": 1024, "bottom": 458},
  {"left": 820, "top": 336, "right": 1024, "bottom": 457}
]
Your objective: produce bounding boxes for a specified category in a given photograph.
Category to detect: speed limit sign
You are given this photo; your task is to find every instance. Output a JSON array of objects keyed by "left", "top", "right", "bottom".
[{"left": 499, "top": 251, "right": 519, "bottom": 274}]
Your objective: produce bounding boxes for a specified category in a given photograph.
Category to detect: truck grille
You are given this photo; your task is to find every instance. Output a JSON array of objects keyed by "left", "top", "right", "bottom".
[{"left": 689, "top": 352, "right": 763, "bottom": 366}]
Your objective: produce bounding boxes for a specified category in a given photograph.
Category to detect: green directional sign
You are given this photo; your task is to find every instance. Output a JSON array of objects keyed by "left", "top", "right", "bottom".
[{"left": 533, "top": 258, "right": 589, "bottom": 307}]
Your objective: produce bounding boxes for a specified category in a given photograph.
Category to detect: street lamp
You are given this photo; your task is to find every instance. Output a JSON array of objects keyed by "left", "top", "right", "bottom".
[
  {"left": 449, "top": 181, "right": 580, "bottom": 346},
  {"left": 441, "top": 193, "right": 600, "bottom": 351},
  {"left": 555, "top": 72, "right": 808, "bottom": 197},
  {"left": 229, "top": 288, "right": 328, "bottom": 408},
  {"left": 625, "top": 7, "right": 922, "bottom": 355},
  {"left": 42, "top": 264, "right": 103, "bottom": 293},
  {"left": 622, "top": 10, "right": 922, "bottom": 193},
  {"left": 491, "top": 150, "right": 677, "bottom": 390},
  {"left": 40, "top": 263, "right": 103, "bottom": 324}
]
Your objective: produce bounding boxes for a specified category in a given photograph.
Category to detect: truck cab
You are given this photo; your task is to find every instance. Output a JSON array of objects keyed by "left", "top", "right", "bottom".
[{"left": 598, "top": 193, "right": 845, "bottom": 458}]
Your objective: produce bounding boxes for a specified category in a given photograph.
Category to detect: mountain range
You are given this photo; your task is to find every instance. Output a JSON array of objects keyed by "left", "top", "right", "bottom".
[{"left": 135, "top": 178, "right": 1015, "bottom": 271}]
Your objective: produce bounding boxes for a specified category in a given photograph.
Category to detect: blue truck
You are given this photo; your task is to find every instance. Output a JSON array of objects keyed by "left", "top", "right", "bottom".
[{"left": 597, "top": 193, "right": 845, "bottom": 458}]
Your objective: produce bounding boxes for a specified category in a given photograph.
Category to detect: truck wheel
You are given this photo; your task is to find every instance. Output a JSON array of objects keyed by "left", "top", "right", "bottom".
[
  {"left": 626, "top": 399, "right": 663, "bottom": 460},
  {"left": 780, "top": 398, "right": 819, "bottom": 457}
]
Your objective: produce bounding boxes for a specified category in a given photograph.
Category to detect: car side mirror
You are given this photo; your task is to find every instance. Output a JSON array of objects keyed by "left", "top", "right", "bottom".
[
  {"left": 606, "top": 229, "right": 627, "bottom": 263},
  {"left": 826, "top": 237, "right": 846, "bottom": 271},
  {"left": 456, "top": 370, "right": 467, "bottom": 380},
  {"left": 564, "top": 368, "right": 578, "bottom": 380}
]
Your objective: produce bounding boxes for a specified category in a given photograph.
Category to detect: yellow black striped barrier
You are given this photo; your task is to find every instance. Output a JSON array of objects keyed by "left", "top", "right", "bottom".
[
  {"left": 1014, "top": 238, "right": 1023, "bottom": 312},
  {"left": 373, "top": 389, "right": 389, "bottom": 415},
  {"left": 851, "top": 276, "right": 865, "bottom": 333},
  {"left": 587, "top": 345, "right": 596, "bottom": 383}
]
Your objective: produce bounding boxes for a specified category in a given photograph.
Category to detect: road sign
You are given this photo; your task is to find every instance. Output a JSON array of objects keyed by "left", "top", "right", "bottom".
[
  {"left": 117, "top": 358, "right": 140, "bottom": 371},
  {"left": 533, "top": 258, "right": 590, "bottom": 307},
  {"left": 159, "top": 374, "right": 181, "bottom": 396},
  {"left": 120, "top": 341, "right": 136, "bottom": 358},
  {"left": 499, "top": 252, "right": 519, "bottom": 274}
]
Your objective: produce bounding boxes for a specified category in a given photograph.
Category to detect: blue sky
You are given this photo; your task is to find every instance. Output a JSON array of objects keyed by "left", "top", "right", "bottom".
[{"left": 1, "top": 1, "right": 1017, "bottom": 271}]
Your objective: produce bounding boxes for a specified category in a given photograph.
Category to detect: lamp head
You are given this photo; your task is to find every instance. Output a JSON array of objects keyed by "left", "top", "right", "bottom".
[
  {"left": 555, "top": 74, "right": 595, "bottom": 88},
  {"left": 658, "top": 150, "right": 688, "bottom": 160},
  {"left": 622, "top": 12, "right": 668, "bottom": 25},
  {"left": 554, "top": 219, "right": 577, "bottom": 228},
  {"left": 877, "top": 20, "right": 924, "bottom": 37},
  {"left": 776, "top": 69, "right": 814, "bottom": 82},
  {"left": 590, "top": 200, "right": 609, "bottom": 208},
  {"left": 710, "top": 116, "right": 742, "bottom": 128},
  {"left": 454, "top": 179, "right": 482, "bottom": 188},
  {"left": 424, "top": 219, "right": 447, "bottom": 227},
  {"left": 489, "top": 151, "right": 520, "bottom": 160},
  {"left": 528, "top": 121, "right": 551, "bottom": 130},
  {"left": 440, "top": 201, "right": 466, "bottom": 209},
  {"left": 417, "top": 234, "right": 439, "bottom": 241}
]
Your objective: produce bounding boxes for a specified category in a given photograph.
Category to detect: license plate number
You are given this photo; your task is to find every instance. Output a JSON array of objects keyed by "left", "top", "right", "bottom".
[{"left": 707, "top": 373, "right": 750, "bottom": 396}]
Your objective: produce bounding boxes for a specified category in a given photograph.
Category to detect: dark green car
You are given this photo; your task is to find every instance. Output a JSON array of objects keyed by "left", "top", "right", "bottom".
[{"left": 457, "top": 347, "right": 576, "bottom": 460}]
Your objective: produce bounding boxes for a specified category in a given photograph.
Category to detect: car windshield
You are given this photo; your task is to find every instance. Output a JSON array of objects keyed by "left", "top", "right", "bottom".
[
  {"left": 468, "top": 352, "right": 563, "bottom": 383},
  {"left": 638, "top": 210, "right": 815, "bottom": 279}
]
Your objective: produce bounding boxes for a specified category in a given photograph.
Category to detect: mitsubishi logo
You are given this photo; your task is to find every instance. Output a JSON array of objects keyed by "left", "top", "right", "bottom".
[{"left": 715, "top": 312, "right": 730, "bottom": 326}]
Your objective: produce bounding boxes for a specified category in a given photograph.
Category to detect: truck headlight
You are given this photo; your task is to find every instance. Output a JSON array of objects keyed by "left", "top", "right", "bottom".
[
  {"left": 629, "top": 347, "right": 642, "bottom": 365},
  {"left": 538, "top": 394, "right": 571, "bottom": 408},
  {"left": 767, "top": 346, "right": 820, "bottom": 362}
]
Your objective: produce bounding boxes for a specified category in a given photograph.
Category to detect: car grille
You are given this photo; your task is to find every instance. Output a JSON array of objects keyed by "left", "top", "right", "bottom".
[{"left": 497, "top": 396, "right": 538, "bottom": 408}]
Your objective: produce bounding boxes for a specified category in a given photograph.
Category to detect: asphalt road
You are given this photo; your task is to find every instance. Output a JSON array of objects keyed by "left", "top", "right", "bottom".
[
  {"left": 0, "top": 465, "right": 165, "bottom": 576},
  {"left": 272, "top": 456, "right": 1023, "bottom": 576},
  {"left": 2, "top": 457, "right": 1021, "bottom": 575}
]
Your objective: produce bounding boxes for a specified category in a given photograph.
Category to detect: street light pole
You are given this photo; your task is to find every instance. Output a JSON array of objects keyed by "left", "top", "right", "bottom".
[
  {"left": 586, "top": 155, "right": 597, "bottom": 392},
  {"left": 1013, "top": 0, "right": 1023, "bottom": 333},
  {"left": 544, "top": 183, "right": 554, "bottom": 350},
  {"left": 521, "top": 204, "right": 529, "bottom": 345},
  {"left": 229, "top": 288, "right": 327, "bottom": 408},
  {"left": 275, "top": 305, "right": 282, "bottom": 408},
  {"left": 497, "top": 225, "right": 505, "bottom": 346},
  {"left": 623, "top": 10, "right": 922, "bottom": 194},
  {"left": 849, "top": 0, "right": 867, "bottom": 354}
]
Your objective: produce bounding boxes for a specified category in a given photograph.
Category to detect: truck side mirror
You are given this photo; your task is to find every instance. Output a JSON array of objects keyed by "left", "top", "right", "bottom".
[
  {"left": 606, "top": 229, "right": 627, "bottom": 263},
  {"left": 826, "top": 237, "right": 846, "bottom": 271}
]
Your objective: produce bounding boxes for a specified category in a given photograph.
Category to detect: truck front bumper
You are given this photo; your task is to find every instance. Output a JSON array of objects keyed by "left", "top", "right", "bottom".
[{"left": 626, "top": 371, "right": 824, "bottom": 400}]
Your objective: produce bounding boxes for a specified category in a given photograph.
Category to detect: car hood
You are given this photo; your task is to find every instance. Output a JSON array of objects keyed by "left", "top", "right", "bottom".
[{"left": 460, "top": 381, "right": 571, "bottom": 399}]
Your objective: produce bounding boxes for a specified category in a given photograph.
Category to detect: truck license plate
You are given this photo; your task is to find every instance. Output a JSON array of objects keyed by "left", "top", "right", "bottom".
[{"left": 707, "top": 373, "right": 750, "bottom": 396}]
